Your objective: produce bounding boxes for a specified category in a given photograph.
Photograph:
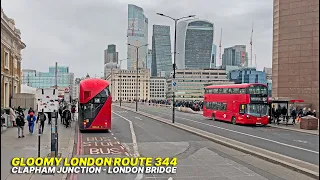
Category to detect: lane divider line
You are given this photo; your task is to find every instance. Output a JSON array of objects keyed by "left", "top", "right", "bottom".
[{"left": 112, "top": 112, "right": 143, "bottom": 180}]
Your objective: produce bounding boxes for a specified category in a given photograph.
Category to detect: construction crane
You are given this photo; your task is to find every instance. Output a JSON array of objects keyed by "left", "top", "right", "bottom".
[
  {"left": 250, "top": 22, "right": 254, "bottom": 67},
  {"left": 218, "top": 28, "right": 223, "bottom": 66}
]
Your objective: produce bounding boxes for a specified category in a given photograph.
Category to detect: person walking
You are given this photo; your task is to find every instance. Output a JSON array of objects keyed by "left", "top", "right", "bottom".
[
  {"left": 28, "top": 107, "right": 35, "bottom": 114},
  {"left": 26, "top": 112, "right": 37, "bottom": 134},
  {"left": 15, "top": 111, "right": 25, "bottom": 138},
  {"left": 71, "top": 105, "right": 76, "bottom": 121},
  {"left": 62, "top": 107, "right": 71, "bottom": 128},
  {"left": 37, "top": 110, "right": 47, "bottom": 133},
  {"left": 9, "top": 106, "right": 16, "bottom": 127}
]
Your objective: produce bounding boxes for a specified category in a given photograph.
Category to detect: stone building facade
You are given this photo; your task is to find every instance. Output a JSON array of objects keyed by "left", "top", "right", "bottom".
[
  {"left": 1, "top": 8, "right": 26, "bottom": 108},
  {"left": 272, "top": 0, "right": 319, "bottom": 115}
]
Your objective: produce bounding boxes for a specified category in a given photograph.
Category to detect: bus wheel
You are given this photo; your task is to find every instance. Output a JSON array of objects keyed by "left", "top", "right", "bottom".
[
  {"left": 212, "top": 114, "right": 216, "bottom": 121},
  {"left": 231, "top": 117, "right": 237, "bottom": 125}
]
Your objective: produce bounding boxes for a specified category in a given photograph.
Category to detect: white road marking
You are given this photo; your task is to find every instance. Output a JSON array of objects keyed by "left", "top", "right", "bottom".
[
  {"left": 135, "top": 117, "right": 143, "bottom": 121},
  {"left": 168, "top": 177, "right": 173, "bottom": 180},
  {"left": 153, "top": 111, "right": 319, "bottom": 154},
  {"left": 294, "top": 140, "right": 310, "bottom": 144},
  {"left": 112, "top": 112, "right": 143, "bottom": 180}
]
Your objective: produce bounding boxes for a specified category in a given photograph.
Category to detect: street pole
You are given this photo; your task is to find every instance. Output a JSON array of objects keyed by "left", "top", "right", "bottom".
[
  {"left": 172, "top": 19, "right": 177, "bottom": 123},
  {"left": 119, "top": 60, "right": 122, "bottom": 106},
  {"left": 38, "top": 120, "right": 41, "bottom": 157},
  {"left": 127, "top": 44, "right": 148, "bottom": 112},
  {"left": 156, "top": 13, "right": 195, "bottom": 124},
  {"left": 136, "top": 47, "right": 139, "bottom": 112}
]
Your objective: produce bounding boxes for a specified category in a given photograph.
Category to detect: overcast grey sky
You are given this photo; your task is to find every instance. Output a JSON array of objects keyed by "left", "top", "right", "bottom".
[{"left": 2, "top": 0, "right": 272, "bottom": 77}]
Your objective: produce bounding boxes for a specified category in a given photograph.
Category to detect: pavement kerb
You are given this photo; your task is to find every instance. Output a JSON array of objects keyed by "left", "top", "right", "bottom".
[
  {"left": 267, "top": 124, "right": 319, "bottom": 135},
  {"left": 61, "top": 121, "right": 76, "bottom": 180},
  {"left": 115, "top": 105, "right": 319, "bottom": 179}
]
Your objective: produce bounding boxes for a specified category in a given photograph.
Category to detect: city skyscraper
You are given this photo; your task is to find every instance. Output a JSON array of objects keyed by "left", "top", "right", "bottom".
[
  {"left": 222, "top": 45, "right": 248, "bottom": 68},
  {"left": 104, "top": 44, "right": 118, "bottom": 64},
  {"left": 176, "top": 19, "right": 214, "bottom": 69},
  {"left": 272, "top": 0, "right": 319, "bottom": 116},
  {"left": 211, "top": 44, "right": 217, "bottom": 68},
  {"left": 104, "top": 44, "right": 118, "bottom": 78},
  {"left": 151, "top": 25, "right": 172, "bottom": 77},
  {"left": 147, "top": 49, "right": 152, "bottom": 74},
  {"left": 127, "top": 4, "right": 148, "bottom": 69}
]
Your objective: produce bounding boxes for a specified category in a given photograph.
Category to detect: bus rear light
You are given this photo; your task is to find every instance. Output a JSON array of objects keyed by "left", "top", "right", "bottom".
[{"left": 105, "top": 122, "right": 108, "bottom": 126}]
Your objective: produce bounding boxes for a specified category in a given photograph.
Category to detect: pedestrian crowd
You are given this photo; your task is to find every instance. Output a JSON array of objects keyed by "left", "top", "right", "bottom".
[
  {"left": 147, "top": 99, "right": 204, "bottom": 112},
  {"left": 2, "top": 103, "right": 77, "bottom": 138},
  {"left": 271, "top": 104, "right": 317, "bottom": 124}
]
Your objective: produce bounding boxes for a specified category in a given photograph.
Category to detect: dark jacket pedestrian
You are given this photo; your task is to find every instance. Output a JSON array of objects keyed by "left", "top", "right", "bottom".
[
  {"left": 37, "top": 111, "right": 46, "bottom": 133},
  {"left": 16, "top": 111, "right": 25, "bottom": 138},
  {"left": 291, "top": 108, "right": 297, "bottom": 124},
  {"left": 28, "top": 107, "right": 35, "bottom": 115}
]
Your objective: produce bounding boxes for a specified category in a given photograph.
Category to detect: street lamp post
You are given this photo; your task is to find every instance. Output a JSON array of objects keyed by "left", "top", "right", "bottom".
[
  {"left": 127, "top": 43, "right": 148, "bottom": 112},
  {"left": 156, "top": 13, "right": 195, "bottom": 123},
  {"left": 118, "top": 58, "right": 128, "bottom": 107}
]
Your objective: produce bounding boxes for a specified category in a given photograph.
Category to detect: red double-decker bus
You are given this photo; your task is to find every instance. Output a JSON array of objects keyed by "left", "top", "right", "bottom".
[
  {"left": 78, "top": 78, "right": 112, "bottom": 132},
  {"left": 203, "top": 83, "right": 269, "bottom": 125}
]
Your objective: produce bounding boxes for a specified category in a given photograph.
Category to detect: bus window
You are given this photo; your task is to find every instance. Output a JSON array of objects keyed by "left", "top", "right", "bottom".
[
  {"left": 222, "top": 88, "right": 229, "bottom": 94},
  {"left": 246, "top": 104, "right": 269, "bottom": 117},
  {"left": 239, "top": 88, "right": 246, "bottom": 94},
  {"left": 232, "top": 88, "right": 240, "bottom": 94},
  {"left": 212, "top": 89, "right": 218, "bottom": 94},
  {"left": 260, "top": 86, "right": 268, "bottom": 96}
]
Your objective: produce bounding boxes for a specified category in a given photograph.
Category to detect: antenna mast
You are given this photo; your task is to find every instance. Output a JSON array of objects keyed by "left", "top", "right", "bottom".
[
  {"left": 250, "top": 22, "right": 254, "bottom": 67},
  {"left": 219, "top": 28, "right": 223, "bottom": 66}
]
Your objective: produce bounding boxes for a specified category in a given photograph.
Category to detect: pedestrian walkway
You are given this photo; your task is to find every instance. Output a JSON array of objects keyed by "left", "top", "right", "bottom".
[{"left": 1, "top": 117, "right": 75, "bottom": 180}]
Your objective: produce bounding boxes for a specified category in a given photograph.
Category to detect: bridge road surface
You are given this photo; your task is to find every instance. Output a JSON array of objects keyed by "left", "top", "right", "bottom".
[
  {"left": 121, "top": 103, "right": 320, "bottom": 166},
  {"left": 70, "top": 106, "right": 314, "bottom": 180}
]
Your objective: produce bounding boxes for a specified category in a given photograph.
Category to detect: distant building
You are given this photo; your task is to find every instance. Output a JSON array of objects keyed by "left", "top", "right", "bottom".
[
  {"left": 147, "top": 49, "right": 152, "bottom": 74},
  {"left": 106, "top": 69, "right": 150, "bottom": 102},
  {"left": 127, "top": 4, "right": 148, "bottom": 69},
  {"left": 167, "top": 69, "right": 232, "bottom": 100},
  {"left": 22, "top": 66, "right": 75, "bottom": 99},
  {"left": 1, "top": 8, "right": 26, "bottom": 108},
  {"left": 228, "top": 67, "right": 267, "bottom": 84},
  {"left": 176, "top": 19, "right": 214, "bottom": 69},
  {"left": 222, "top": 45, "right": 248, "bottom": 68},
  {"left": 211, "top": 44, "right": 217, "bottom": 68},
  {"left": 151, "top": 25, "right": 172, "bottom": 77},
  {"left": 273, "top": 0, "right": 319, "bottom": 117},
  {"left": 150, "top": 77, "right": 167, "bottom": 100},
  {"left": 104, "top": 44, "right": 119, "bottom": 78},
  {"left": 263, "top": 67, "right": 272, "bottom": 96}
]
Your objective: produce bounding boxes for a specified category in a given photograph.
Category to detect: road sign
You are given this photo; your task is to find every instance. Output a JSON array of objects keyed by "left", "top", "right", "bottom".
[{"left": 172, "top": 82, "right": 177, "bottom": 86}]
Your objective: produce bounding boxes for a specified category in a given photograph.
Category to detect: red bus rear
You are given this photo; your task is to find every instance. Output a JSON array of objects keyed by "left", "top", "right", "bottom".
[
  {"left": 203, "top": 83, "right": 269, "bottom": 125},
  {"left": 78, "top": 78, "right": 112, "bottom": 132}
]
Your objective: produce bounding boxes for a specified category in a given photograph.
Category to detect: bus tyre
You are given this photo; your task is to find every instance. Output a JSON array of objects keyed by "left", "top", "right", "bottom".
[
  {"left": 231, "top": 117, "right": 237, "bottom": 125},
  {"left": 212, "top": 114, "right": 216, "bottom": 121}
]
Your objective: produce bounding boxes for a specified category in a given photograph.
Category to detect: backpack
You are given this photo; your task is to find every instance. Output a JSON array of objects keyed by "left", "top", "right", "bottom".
[
  {"left": 38, "top": 113, "right": 46, "bottom": 122},
  {"left": 16, "top": 116, "right": 25, "bottom": 126},
  {"left": 63, "top": 110, "right": 71, "bottom": 120}
]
